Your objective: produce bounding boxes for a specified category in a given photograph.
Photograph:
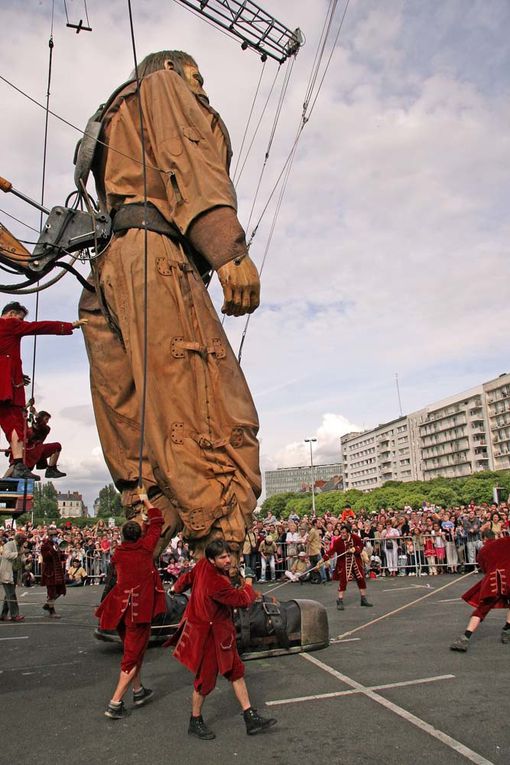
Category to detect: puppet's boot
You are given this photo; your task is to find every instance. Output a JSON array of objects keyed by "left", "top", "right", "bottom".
[
  {"left": 243, "top": 707, "right": 277, "bottom": 735},
  {"left": 188, "top": 715, "right": 216, "bottom": 740},
  {"left": 501, "top": 628, "right": 510, "bottom": 644},
  {"left": 450, "top": 635, "right": 469, "bottom": 652},
  {"left": 336, "top": 598, "right": 345, "bottom": 610},
  {"left": 360, "top": 596, "right": 373, "bottom": 607}
]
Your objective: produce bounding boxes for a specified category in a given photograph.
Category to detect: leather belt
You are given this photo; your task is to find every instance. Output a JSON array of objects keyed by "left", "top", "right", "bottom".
[{"left": 112, "top": 202, "right": 180, "bottom": 240}]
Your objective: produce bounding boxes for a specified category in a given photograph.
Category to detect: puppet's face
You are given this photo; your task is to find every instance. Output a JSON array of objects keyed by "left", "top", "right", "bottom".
[{"left": 181, "top": 62, "right": 206, "bottom": 97}]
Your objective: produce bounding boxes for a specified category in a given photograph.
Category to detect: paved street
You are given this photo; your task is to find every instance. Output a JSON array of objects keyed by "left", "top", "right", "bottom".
[{"left": 1, "top": 574, "right": 507, "bottom": 765}]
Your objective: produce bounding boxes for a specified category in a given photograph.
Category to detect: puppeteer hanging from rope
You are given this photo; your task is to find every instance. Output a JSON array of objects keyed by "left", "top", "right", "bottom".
[{"left": 77, "top": 50, "right": 262, "bottom": 566}]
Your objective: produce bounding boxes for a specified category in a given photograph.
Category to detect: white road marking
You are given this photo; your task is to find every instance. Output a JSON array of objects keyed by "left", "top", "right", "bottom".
[
  {"left": 336, "top": 570, "right": 474, "bottom": 641},
  {"left": 382, "top": 585, "right": 431, "bottom": 592},
  {"left": 0, "top": 636, "right": 29, "bottom": 641},
  {"left": 267, "top": 673, "right": 455, "bottom": 706},
  {"left": 1, "top": 660, "right": 81, "bottom": 673},
  {"left": 436, "top": 598, "right": 463, "bottom": 604},
  {"left": 329, "top": 637, "right": 361, "bottom": 644},
  {"left": 298, "top": 653, "right": 494, "bottom": 765}
]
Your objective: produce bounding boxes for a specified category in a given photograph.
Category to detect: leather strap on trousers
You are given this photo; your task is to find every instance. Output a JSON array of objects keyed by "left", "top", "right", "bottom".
[{"left": 112, "top": 202, "right": 181, "bottom": 240}]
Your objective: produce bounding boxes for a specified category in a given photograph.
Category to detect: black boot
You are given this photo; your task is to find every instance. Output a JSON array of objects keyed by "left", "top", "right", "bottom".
[
  {"left": 243, "top": 707, "right": 277, "bottom": 736},
  {"left": 188, "top": 715, "right": 216, "bottom": 740},
  {"left": 133, "top": 686, "right": 154, "bottom": 707},
  {"left": 360, "top": 596, "right": 373, "bottom": 607},
  {"left": 45, "top": 466, "right": 66, "bottom": 479},
  {"left": 336, "top": 598, "right": 345, "bottom": 610},
  {"left": 12, "top": 463, "right": 40, "bottom": 481}
]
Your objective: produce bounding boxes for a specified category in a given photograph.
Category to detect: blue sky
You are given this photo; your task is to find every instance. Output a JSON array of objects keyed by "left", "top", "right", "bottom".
[{"left": 0, "top": 0, "right": 509, "bottom": 508}]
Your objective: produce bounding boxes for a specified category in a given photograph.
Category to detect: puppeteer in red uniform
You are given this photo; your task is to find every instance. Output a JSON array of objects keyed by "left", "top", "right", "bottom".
[
  {"left": 0, "top": 301, "right": 83, "bottom": 479},
  {"left": 172, "top": 556, "right": 256, "bottom": 695},
  {"left": 96, "top": 501, "right": 166, "bottom": 718},
  {"left": 40, "top": 534, "right": 67, "bottom": 618},
  {"left": 320, "top": 525, "right": 373, "bottom": 610},
  {"left": 169, "top": 539, "right": 277, "bottom": 740},
  {"left": 450, "top": 535, "right": 510, "bottom": 652}
]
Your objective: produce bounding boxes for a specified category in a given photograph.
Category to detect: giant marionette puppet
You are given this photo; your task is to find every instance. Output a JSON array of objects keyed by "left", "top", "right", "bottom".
[
  {"left": 0, "top": 49, "right": 329, "bottom": 658},
  {"left": 77, "top": 50, "right": 261, "bottom": 568}
]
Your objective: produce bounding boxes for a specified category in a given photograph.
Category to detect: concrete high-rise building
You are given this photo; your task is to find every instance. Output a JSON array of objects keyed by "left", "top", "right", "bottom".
[
  {"left": 342, "top": 372, "right": 510, "bottom": 491},
  {"left": 265, "top": 463, "right": 343, "bottom": 498},
  {"left": 341, "top": 418, "right": 414, "bottom": 491}
]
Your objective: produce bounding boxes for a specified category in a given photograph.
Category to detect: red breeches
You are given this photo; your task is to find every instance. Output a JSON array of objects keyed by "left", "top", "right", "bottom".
[
  {"left": 194, "top": 635, "right": 245, "bottom": 696},
  {"left": 0, "top": 405, "right": 25, "bottom": 443},
  {"left": 26, "top": 442, "right": 61, "bottom": 469},
  {"left": 337, "top": 557, "right": 366, "bottom": 593},
  {"left": 46, "top": 584, "right": 66, "bottom": 601},
  {"left": 472, "top": 596, "right": 510, "bottom": 622},
  {"left": 118, "top": 617, "right": 151, "bottom": 673}
]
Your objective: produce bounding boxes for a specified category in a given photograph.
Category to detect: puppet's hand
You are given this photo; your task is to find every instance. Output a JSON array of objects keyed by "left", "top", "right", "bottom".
[{"left": 217, "top": 255, "right": 260, "bottom": 317}]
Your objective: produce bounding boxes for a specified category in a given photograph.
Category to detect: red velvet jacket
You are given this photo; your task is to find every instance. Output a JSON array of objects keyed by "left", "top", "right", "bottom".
[
  {"left": 171, "top": 558, "right": 256, "bottom": 676},
  {"left": 322, "top": 532, "right": 364, "bottom": 580},
  {"left": 463, "top": 537, "right": 510, "bottom": 608},
  {"left": 95, "top": 508, "right": 166, "bottom": 629},
  {"left": 40, "top": 540, "right": 66, "bottom": 587},
  {"left": 0, "top": 318, "right": 74, "bottom": 405}
]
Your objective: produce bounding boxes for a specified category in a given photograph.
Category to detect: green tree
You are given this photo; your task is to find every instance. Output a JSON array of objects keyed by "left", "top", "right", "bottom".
[
  {"left": 96, "top": 484, "right": 122, "bottom": 518},
  {"left": 426, "top": 485, "right": 459, "bottom": 508},
  {"left": 32, "top": 482, "right": 59, "bottom": 521}
]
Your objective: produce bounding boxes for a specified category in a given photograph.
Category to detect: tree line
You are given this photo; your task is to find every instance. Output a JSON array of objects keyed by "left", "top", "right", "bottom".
[
  {"left": 27, "top": 482, "right": 123, "bottom": 526},
  {"left": 261, "top": 470, "right": 510, "bottom": 519}
]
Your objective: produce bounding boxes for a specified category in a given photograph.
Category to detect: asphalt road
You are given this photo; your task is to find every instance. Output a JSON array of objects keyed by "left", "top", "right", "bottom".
[{"left": 1, "top": 574, "right": 507, "bottom": 765}]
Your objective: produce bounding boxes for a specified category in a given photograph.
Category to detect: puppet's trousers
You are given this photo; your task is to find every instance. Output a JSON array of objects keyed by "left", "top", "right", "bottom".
[{"left": 79, "top": 229, "right": 261, "bottom": 555}]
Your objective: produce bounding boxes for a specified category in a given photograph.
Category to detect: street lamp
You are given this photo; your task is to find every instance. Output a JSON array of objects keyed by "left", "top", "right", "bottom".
[{"left": 304, "top": 438, "right": 317, "bottom": 516}]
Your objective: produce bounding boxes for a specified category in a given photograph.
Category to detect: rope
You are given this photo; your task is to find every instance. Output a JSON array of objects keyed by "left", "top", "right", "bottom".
[
  {"left": 0, "top": 208, "right": 40, "bottom": 233},
  {"left": 0, "top": 75, "right": 165, "bottom": 175},
  {"left": 236, "top": 0, "right": 351, "bottom": 358},
  {"left": 231, "top": 59, "right": 266, "bottom": 184},
  {"left": 244, "top": 57, "right": 296, "bottom": 236},
  {"left": 237, "top": 126, "right": 300, "bottom": 361},
  {"left": 232, "top": 65, "right": 282, "bottom": 188},
  {"left": 30, "top": 17, "right": 55, "bottom": 404},
  {"left": 126, "top": 0, "right": 149, "bottom": 492},
  {"left": 334, "top": 570, "right": 475, "bottom": 641}
]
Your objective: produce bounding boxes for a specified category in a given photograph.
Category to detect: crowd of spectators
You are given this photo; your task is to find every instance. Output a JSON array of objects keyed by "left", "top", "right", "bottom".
[
  {"left": 241, "top": 500, "right": 510, "bottom": 582},
  {"left": 1, "top": 499, "right": 508, "bottom": 591}
]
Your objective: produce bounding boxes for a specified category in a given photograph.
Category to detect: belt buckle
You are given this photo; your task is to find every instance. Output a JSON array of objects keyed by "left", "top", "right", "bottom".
[{"left": 262, "top": 601, "right": 280, "bottom": 616}]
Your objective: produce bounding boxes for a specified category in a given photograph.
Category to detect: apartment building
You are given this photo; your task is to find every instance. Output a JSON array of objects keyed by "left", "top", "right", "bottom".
[
  {"left": 485, "top": 375, "right": 510, "bottom": 471},
  {"left": 341, "top": 418, "right": 414, "bottom": 491},
  {"left": 342, "top": 372, "right": 510, "bottom": 491}
]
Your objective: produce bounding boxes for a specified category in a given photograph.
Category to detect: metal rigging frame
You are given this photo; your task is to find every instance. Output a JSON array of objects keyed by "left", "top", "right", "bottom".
[{"left": 174, "top": 0, "right": 303, "bottom": 62}]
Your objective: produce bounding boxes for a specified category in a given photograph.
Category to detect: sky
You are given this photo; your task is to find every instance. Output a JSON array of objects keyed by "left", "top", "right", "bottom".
[{"left": 0, "top": 0, "right": 509, "bottom": 511}]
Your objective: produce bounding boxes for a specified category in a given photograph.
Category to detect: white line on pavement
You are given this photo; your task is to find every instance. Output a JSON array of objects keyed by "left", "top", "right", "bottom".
[
  {"left": 436, "top": 598, "right": 464, "bottom": 603},
  {"left": 299, "top": 653, "right": 494, "bottom": 765},
  {"left": 336, "top": 570, "right": 474, "bottom": 641},
  {"left": 382, "top": 585, "right": 431, "bottom": 592},
  {"left": 266, "top": 673, "right": 454, "bottom": 706},
  {"left": 0, "top": 636, "right": 29, "bottom": 641}
]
